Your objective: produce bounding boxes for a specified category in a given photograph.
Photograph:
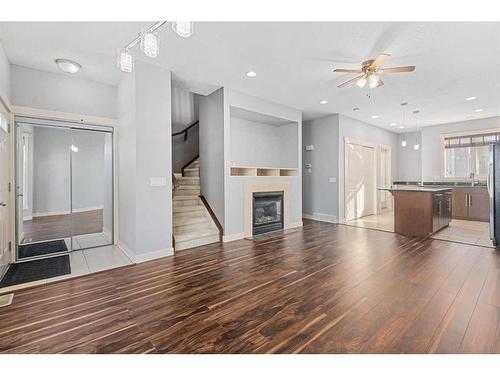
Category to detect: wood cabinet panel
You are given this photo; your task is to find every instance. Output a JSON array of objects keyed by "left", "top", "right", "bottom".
[
  {"left": 452, "top": 187, "right": 489, "bottom": 222},
  {"left": 468, "top": 188, "right": 490, "bottom": 221}
]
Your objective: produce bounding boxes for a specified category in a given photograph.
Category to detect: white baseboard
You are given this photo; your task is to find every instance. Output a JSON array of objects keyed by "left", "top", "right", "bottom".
[
  {"left": 23, "top": 216, "right": 33, "bottom": 221},
  {"left": 32, "top": 206, "right": 104, "bottom": 218},
  {"left": 117, "top": 240, "right": 174, "bottom": 263},
  {"left": 136, "top": 248, "right": 174, "bottom": 263},
  {"left": 223, "top": 232, "right": 245, "bottom": 242},
  {"left": 303, "top": 213, "right": 337, "bottom": 223},
  {"left": 288, "top": 221, "right": 303, "bottom": 228}
]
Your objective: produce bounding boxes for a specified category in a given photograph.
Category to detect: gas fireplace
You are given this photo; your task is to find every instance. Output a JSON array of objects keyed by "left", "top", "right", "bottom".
[{"left": 252, "top": 191, "right": 284, "bottom": 235}]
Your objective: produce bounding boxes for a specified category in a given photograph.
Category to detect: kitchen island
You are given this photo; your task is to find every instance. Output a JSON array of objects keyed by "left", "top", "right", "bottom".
[{"left": 381, "top": 186, "right": 453, "bottom": 237}]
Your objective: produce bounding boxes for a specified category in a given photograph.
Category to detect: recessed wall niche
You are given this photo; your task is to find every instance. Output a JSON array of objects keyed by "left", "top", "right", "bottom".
[{"left": 229, "top": 106, "right": 299, "bottom": 176}]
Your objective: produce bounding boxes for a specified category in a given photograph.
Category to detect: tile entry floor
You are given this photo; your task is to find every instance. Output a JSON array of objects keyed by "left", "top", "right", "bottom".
[
  {"left": 432, "top": 219, "right": 493, "bottom": 248},
  {"left": 345, "top": 209, "right": 395, "bottom": 232},
  {"left": 0, "top": 245, "right": 132, "bottom": 295}
]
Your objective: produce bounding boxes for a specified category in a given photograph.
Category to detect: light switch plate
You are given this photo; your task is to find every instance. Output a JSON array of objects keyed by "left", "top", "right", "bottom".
[
  {"left": 305, "top": 145, "right": 314, "bottom": 151},
  {"left": 150, "top": 177, "right": 167, "bottom": 187}
]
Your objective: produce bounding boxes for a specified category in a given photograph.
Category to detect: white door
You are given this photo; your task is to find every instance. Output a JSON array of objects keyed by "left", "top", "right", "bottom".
[
  {"left": 0, "top": 109, "right": 10, "bottom": 277},
  {"left": 345, "top": 142, "right": 375, "bottom": 221}
]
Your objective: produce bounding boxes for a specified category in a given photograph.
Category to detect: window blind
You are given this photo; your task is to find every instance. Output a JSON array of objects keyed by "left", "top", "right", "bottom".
[{"left": 444, "top": 132, "right": 500, "bottom": 149}]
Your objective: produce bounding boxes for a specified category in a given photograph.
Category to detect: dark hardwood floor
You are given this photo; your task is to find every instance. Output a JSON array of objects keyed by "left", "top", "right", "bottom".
[
  {"left": 22, "top": 209, "right": 103, "bottom": 243},
  {"left": 1, "top": 219, "right": 499, "bottom": 353}
]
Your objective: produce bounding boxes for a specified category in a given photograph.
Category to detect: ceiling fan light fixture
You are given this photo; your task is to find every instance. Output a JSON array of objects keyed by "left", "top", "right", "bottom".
[{"left": 356, "top": 77, "right": 367, "bottom": 88}]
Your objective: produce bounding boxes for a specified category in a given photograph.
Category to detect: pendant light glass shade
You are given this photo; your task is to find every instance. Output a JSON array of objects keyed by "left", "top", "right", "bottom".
[
  {"left": 141, "top": 32, "right": 159, "bottom": 58},
  {"left": 413, "top": 144, "right": 420, "bottom": 150},
  {"left": 368, "top": 74, "right": 380, "bottom": 88},
  {"left": 356, "top": 77, "right": 367, "bottom": 88},
  {"left": 401, "top": 140, "right": 407, "bottom": 147},
  {"left": 172, "top": 21, "right": 194, "bottom": 38},
  {"left": 117, "top": 48, "right": 134, "bottom": 73}
]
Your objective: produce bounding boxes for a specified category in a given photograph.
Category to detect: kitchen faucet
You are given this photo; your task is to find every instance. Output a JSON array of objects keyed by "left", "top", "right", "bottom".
[{"left": 470, "top": 172, "right": 475, "bottom": 187}]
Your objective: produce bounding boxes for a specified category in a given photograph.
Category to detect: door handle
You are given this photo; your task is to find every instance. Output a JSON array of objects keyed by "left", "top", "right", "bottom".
[
  {"left": 469, "top": 194, "right": 472, "bottom": 207},
  {"left": 0, "top": 202, "right": 6, "bottom": 207}
]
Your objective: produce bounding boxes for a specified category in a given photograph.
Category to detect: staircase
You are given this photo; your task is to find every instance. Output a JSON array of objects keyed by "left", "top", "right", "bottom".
[{"left": 173, "top": 159, "right": 220, "bottom": 251}]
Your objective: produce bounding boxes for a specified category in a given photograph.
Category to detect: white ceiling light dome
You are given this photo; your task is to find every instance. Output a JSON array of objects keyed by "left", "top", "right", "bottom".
[{"left": 55, "top": 58, "right": 81, "bottom": 74}]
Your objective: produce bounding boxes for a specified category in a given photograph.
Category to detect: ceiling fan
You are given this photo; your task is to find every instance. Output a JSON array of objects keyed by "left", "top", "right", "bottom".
[{"left": 334, "top": 53, "right": 415, "bottom": 89}]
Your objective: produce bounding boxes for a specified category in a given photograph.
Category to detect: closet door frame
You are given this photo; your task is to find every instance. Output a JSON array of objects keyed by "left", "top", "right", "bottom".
[{"left": 12, "top": 110, "right": 116, "bottom": 263}]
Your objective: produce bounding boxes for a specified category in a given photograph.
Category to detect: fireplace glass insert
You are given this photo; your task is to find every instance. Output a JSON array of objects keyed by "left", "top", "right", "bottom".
[{"left": 252, "top": 191, "right": 284, "bottom": 235}]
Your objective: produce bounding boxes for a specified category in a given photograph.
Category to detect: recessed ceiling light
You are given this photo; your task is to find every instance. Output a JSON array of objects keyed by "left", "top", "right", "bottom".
[
  {"left": 465, "top": 96, "right": 477, "bottom": 101},
  {"left": 474, "top": 108, "right": 483, "bottom": 112},
  {"left": 55, "top": 58, "right": 81, "bottom": 74},
  {"left": 390, "top": 123, "right": 397, "bottom": 126},
  {"left": 371, "top": 115, "right": 379, "bottom": 119},
  {"left": 319, "top": 100, "right": 328, "bottom": 104},
  {"left": 246, "top": 71, "right": 257, "bottom": 77}
]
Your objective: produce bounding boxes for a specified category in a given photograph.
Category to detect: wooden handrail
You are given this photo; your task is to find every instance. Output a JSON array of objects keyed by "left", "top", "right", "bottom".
[
  {"left": 181, "top": 154, "right": 199, "bottom": 177},
  {"left": 172, "top": 120, "right": 199, "bottom": 141}
]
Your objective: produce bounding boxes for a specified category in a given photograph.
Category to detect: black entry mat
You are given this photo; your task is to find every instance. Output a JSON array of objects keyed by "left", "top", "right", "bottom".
[
  {"left": 18, "top": 240, "right": 68, "bottom": 259},
  {"left": 0, "top": 256, "right": 71, "bottom": 287}
]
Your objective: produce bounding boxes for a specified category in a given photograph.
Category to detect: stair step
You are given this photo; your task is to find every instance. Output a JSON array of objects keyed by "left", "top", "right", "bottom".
[
  {"left": 174, "top": 189, "right": 200, "bottom": 196},
  {"left": 173, "top": 197, "right": 200, "bottom": 207},
  {"left": 173, "top": 206, "right": 206, "bottom": 218},
  {"left": 174, "top": 227, "right": 219, "bottom": 242},
  {"left": 175, "top": 233, "right": 219, "bottom": 251},
  {"left": 177, "top": 177, "right": 200, "bottom": 186},
  {"left": 173, "top": 205, "right": 205, "bottom": 213},
  {"left": 183, "top": 168, "right": 199, "bottom": 177},
  {"left": 173, "top": 215, "right": 212, "bottom": 227},
  {"left": 174, "top": 221, "right": 217, "bottom": 234}
]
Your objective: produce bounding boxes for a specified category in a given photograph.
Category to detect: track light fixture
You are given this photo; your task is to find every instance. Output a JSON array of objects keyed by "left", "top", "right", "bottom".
[{"left": 117, "top": 21, "right": 193, "bottom": 73}]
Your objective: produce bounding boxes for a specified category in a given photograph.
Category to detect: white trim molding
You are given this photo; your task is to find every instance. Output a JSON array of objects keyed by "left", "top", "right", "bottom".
[
  {"left": 117, "top": 240, "right": 174, "bottom": 263},
  {"left": 302, "top": 213, "right": 337, "bottom": 223},
  {"left": 13, "top": 105, "right": 117, "bottom": 127},
  {"left": 223, "top": 232, "right": 245, "bottom": 242}
]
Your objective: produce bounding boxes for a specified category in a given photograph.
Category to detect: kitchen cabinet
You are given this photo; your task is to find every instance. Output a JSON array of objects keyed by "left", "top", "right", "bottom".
[
  {"left": 389, "top": 188, "right": 452, "bottom": 237},
  {"left": 452, "top": 187, "right": 489, "bottom": 222}
]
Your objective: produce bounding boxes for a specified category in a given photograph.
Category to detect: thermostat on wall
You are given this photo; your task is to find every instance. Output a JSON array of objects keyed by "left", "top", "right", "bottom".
[{"left": 305, "top": 145, "right": 314, "bottom": 151}]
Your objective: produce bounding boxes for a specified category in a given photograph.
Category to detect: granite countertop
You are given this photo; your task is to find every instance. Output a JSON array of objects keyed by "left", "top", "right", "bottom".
[{"left": 379, "top": 186, "right": 453, "bottom": 193}]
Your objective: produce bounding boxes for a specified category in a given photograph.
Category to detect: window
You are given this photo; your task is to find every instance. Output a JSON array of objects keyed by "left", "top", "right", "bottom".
[{"left": 443, "top": 131, "right": 500, "bottom": 179}]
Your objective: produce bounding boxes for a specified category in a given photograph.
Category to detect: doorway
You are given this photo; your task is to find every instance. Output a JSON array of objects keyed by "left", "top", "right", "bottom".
[
  {"left": 379, "top": 145, "right": 392, "bottom": 211},
  {"left": 344, "top": 138, "right": 376, "bottom": 221},
  {"left": 0, "top": 103, "right": 10, "bottom": 278},
  {"left": 14, "top": 117, "right": 114, "bottom": 261}
]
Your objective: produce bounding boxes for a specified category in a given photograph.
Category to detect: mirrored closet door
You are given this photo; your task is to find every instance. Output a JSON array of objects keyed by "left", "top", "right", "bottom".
[{"left": 15, "top": 117, "right": 113, "bottom": 261}]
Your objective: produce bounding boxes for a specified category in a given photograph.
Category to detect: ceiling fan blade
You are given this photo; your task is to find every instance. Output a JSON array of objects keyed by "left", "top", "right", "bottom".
[
  {"left": 338, "top": 74, "right": 365, "bottom": 88},
  {"left": 333, "top": 68, "right": 363, "bottom": 73},
  {"left": 370, "top": 53, "right": 391, "bottom": 70},
  {"left": 378, "top": 66, "right": 416, "bottom": 73}
]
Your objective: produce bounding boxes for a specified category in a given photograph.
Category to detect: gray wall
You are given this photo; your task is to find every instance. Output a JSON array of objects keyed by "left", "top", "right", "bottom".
[
  {"left": 134, "top": 62, "right": 172, "bottom": 257},
  {"left": 229, "top": 118, "right": 298, "bottom": 168},
  {"left": 117, "top": 72, "right": 137, "bottom": 252},
  {"left": 117, "top": 61, "right": 173, "bottom": 259},
  {"left": 302, "top": 114, "right": 339, "bottom": 219},
  {"left": 10, "top": 65, "right": 117, "bottom": 118},
  {"left": 397, "top": 131, "right": 422, "bottom": 181},
  {"left": 199, "top": 88, "right": 225, "bottom": 227},
  {"left": 0, "top": 43, "right": 10, "bottom": 99},
  {"left": 172, "top": 86, "right": 199, "bottom": 173}
]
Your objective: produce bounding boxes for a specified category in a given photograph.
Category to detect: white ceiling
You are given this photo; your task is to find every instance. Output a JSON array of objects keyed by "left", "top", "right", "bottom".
[{"left": 0, "top": 22, "right": 499, "bottom": 132}]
